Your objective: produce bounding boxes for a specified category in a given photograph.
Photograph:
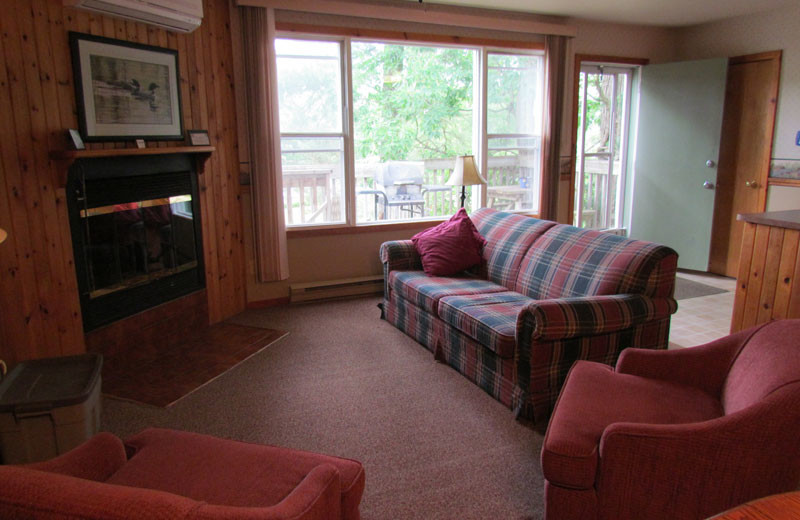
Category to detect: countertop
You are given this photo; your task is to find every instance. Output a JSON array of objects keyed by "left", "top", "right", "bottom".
[{"left": 737, "top": 209, "right": 800, "bottom": 231}]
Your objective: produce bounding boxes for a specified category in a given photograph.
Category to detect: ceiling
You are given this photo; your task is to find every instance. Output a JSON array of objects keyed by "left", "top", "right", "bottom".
[{"left": 412, "top": 0, "right": 794, "bottom": 27}]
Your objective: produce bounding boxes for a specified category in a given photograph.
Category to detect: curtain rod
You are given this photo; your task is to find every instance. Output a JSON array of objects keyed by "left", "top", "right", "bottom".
[{"left": 235, "top": 0, "right": 577, "bottom": 37}]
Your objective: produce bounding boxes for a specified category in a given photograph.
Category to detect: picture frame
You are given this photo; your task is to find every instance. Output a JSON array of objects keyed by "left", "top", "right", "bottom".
[
  {"left": 68, "top": 128, "right": 85, "bottom": 150},
  {"left": 187, "top": 130, "right": 210, "bottom": 146},
  {"left": 69, "top": 32, "right": 183, "bottom": 142}
]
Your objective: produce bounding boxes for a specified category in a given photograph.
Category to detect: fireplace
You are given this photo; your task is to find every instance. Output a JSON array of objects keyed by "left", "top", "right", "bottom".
[{"left": 67, "top": 153, "right": 205, "bottom": 331}]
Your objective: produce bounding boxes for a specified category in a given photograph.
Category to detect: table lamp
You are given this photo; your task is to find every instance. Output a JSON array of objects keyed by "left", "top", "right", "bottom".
[{"left": 446, "top": 155, "right": 486, "bottom": 208}]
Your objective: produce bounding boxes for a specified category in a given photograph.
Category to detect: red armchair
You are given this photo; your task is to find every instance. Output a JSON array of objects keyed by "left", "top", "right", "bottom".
[
  {"left": 0, "top": 428, "right": 365, "bottom": 520},
  {"left": 541, "top": 320, "right": 800, "bottom": 520}
]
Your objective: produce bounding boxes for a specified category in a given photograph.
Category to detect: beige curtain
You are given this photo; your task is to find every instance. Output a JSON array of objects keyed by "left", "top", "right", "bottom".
[
  {"left": 540, "top": 34, "right": 570, "bottom": 221},
  {"left": 241, "top": 7, "right": 289, "bottom": 281}
]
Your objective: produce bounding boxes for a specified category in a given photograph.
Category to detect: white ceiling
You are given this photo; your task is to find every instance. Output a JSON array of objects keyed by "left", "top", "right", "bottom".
[{"left": 413, "top": 0, "right": 795, "bottom": 27}]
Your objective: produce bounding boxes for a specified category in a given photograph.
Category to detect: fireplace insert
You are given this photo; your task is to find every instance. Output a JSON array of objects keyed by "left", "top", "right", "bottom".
[{"left": 67, "top": 154, "right": 205, "bottom": 331}]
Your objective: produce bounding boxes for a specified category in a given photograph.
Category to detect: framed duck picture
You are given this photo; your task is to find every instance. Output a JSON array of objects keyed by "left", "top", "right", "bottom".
[{"left": 69, "top": 32, "right": 183, "bottom": 141}]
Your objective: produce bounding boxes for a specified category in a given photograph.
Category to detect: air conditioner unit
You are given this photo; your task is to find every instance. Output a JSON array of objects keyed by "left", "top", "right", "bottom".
[{"left": 64, "top": 0, "right": 203, "bottom": 33}]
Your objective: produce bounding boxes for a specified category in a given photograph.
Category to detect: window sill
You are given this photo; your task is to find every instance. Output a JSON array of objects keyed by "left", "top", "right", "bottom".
[
  {"left": 285, "top": 210, "right": 541, "bottom": 239},
  {"left": 286, "top": 219, "right": 445, "bottom": 239}
]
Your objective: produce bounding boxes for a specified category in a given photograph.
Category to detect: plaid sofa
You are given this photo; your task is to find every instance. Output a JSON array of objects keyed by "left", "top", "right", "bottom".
[{"left": 380, "top": 208, "right": 678, "bottom": 423}]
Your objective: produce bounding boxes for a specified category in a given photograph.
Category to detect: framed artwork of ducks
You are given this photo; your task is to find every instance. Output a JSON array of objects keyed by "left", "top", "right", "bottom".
[{"left": 69, "top": 32, "right": 183, "bottom": 141}]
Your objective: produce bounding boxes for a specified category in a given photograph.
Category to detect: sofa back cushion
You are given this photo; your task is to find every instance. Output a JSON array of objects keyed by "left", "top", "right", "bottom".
[
  {"left": 722, "top": 319, "right": 800, "bottom": 415},
  {"left": 514, "top": 224, "right": 677, "bottom": 300},
  {"left": 470, "top": 208, "right": 556, "bottom": 291}
]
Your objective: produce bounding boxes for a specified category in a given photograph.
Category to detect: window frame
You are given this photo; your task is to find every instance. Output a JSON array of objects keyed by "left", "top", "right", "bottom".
[{"left": 275, "top": 30, "right": 545, "bottom": 233}]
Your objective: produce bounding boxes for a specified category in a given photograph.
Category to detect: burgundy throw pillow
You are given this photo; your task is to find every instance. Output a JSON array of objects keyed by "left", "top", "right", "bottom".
[{"left": 412, "top": 209, "right": 486, "bottom": 276}]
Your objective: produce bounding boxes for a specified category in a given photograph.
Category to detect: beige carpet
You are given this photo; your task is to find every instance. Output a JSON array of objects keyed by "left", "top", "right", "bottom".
[{"left": 102, "top": 297, "right": 545, "bottom": 519}]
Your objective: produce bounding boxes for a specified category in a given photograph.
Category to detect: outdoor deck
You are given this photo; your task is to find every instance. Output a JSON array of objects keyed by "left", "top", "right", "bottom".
[{"left": 283, "top": 154, "right": 540, "bottom": 225}]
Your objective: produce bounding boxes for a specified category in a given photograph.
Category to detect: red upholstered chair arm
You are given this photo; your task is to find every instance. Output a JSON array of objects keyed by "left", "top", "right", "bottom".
[
  {"left": 189, "top": 464, "right": 342, "bottom": 520},
  {"left": 615, "top": 324, "right": 766, "bottom": 397},
  {"left": 0, "top": 466, "right": 201, "bottom": 519},
  {"left": 25, "top": 432, "right": 127, "bottom": 482},
  {"left": 597, "top": 392, "right": 800, "bottom": 520},
  {"left": 518, "top": 294, "right": 676, "bottom": 341}
]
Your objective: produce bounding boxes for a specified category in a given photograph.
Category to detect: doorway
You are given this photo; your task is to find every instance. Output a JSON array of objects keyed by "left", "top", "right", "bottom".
[
  {"left": 708, "top": 51, "right": 781, "bottom": 277},
  {"left": 570, "top": 56, "right": 647, "bottom": 230}
]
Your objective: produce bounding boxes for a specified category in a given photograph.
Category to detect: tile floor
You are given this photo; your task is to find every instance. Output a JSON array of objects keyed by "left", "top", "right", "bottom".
[{"left": 669, "top": 270, "right": 737, "bottom": 349}]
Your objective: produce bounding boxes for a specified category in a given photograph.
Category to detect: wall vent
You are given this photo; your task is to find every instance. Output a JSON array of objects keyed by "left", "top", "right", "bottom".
[{"left": 290, "top": 275, "right": 383, "bottom": 303}]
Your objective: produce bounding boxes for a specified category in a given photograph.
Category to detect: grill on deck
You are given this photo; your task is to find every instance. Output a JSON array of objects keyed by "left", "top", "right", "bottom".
[{"left": 361, "top": 161, "right": 448, "bottom": 219}]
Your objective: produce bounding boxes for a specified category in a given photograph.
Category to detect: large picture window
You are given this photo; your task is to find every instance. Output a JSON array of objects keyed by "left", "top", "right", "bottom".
[{"left": 275, "top": 36, "right": 544, "bottom": 227}]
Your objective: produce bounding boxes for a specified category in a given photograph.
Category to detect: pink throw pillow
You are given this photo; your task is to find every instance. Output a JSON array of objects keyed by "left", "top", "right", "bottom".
[{"left": 412, "top": 209, "right": 486, "bottom": 276}]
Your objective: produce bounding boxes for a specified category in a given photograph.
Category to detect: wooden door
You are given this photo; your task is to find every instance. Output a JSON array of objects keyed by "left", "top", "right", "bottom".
[
  {"left": 708, "top": 51, "right": 781, "bottom": 277},
  {"left": 629, "top": 58, "right": 728, "bottom": 271}
]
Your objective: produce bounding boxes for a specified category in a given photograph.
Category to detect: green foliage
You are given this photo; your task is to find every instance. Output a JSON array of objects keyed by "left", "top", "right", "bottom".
[
  {"left": 352, "top": 43, "right": 474, "bottom": 162},
  {"left": 487, "top": 53, "right": 539, "bottom": 136}
]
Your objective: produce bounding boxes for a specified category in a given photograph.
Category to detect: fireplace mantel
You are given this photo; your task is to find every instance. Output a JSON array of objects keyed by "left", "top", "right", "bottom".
[{"left": 50, "top": 146, "right": 215, "bottom": 187}]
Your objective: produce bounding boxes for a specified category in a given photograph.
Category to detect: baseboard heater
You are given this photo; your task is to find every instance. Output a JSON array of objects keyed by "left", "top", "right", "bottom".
[{"left": 290, "top": 275, "right": 384, "bottom": 303}]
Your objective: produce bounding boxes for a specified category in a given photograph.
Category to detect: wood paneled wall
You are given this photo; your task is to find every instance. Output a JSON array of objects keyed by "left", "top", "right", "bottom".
[
  {"left": 0, "top": 0, "right": 246, "bottom": 367},
  {"left": 731, "top": 221, "right": 800, "bottom": 332}
]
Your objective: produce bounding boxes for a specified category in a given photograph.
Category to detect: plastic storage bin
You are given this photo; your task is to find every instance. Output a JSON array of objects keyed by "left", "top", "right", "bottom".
[{"left": 0, "top": 353, "right": 102, "bottom": 464}]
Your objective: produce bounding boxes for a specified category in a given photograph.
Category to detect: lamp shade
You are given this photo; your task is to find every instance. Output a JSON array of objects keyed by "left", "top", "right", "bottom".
[
  {"left": 447, "top": 155, "right": 486, "bottom": 187},
  {"left": 0, "top": 228, "right": 6, "bottom": 245}
]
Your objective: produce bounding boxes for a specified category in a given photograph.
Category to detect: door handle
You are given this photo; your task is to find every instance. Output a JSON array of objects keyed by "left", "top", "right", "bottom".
[
  {"left": 745, "top": 180, "right": 758, "bottom": 188},
  {"left": 703, "top": 181, "right": 715, "bottom": 189}
]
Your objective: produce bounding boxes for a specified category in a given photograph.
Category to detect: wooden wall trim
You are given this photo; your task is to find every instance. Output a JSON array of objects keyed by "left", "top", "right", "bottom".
[
  {"left": 275, "top": 22, "right": 544, "bottom": 49},
  {"left": 237, "top": 0, "right": 577, "bottom": 37},
  {"left": 768, "top": 178, "right": 800, "bottom": 188}
]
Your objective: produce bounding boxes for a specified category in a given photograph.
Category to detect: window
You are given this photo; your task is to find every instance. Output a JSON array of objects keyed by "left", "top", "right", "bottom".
[
  {"left": 486, "top": 53, "right": 543, "bottom": 214},
  {"left": 275, "top": 39, "right": 345, "bottom": 225},
  {"left": 275, "top": 36, "right": 544, "bottom": 227},
  {"left": 573, "top": 64, "right": 635, "bottom": 230}
]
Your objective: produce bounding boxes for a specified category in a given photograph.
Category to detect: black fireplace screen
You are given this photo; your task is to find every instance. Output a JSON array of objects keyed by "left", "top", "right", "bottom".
[
  {"left": 79, "top": 196, "right": 198, "bottom": 299},
  {"left": 68, "top": 155, "right": 205, "bottom": 332}
]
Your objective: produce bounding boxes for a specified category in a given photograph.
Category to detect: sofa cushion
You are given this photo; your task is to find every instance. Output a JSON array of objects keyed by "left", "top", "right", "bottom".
[
  {"left": 389, "top": 270, "right": 507, "bottom": 315},
  {"left": 470, "top": 208, "right": 557, "bottom": 290},
  {"left": 109, "top": 428, "right": 364, "bottom": 518},
  {"left": 542, "top": 361, "right": 723, "bottom": 489},
  {"left": 515, "top": 224, "right": 675, "bottom": 300},
  {"left": 439, "top": 292, "right": 533, "bottom": 358},
  {"left": 412, "top": 208, "right": 486, "bottom": 276}
]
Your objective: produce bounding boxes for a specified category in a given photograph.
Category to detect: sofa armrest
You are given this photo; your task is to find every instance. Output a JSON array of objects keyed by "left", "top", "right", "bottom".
[
  {"left": 380, "top": 240, "right": 421, "bottom": 271},
  {"left": 615, "top": 324, "right": 766, "bottom": 397},
  {"left": 25, "top": 432, "right": 127, "bottom": 482},
  {"left": 597, "top": 389, "right": 800, "bottom": 519},
  {"left": 518, "top": 294, "right": 677, "bottom": 342},
  {"left": 190, "top": 464, "right": 342, "bottom": 520},
  {"left": 380, "top": 240, "right": 422, "bottom": 298}
]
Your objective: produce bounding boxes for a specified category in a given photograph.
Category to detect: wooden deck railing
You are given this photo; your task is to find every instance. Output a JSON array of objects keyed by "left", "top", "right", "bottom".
[
  {"left": 284, "top": 154, "right": 540, "bottom": 224},
  {"left": 575, "top": 157, "right": 620, "bottom": 229}
]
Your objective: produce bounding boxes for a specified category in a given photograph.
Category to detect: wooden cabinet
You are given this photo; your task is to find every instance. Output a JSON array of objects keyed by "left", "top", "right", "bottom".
[{"left": 731, "top": 210, "right": 800, "bottom": 332}]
